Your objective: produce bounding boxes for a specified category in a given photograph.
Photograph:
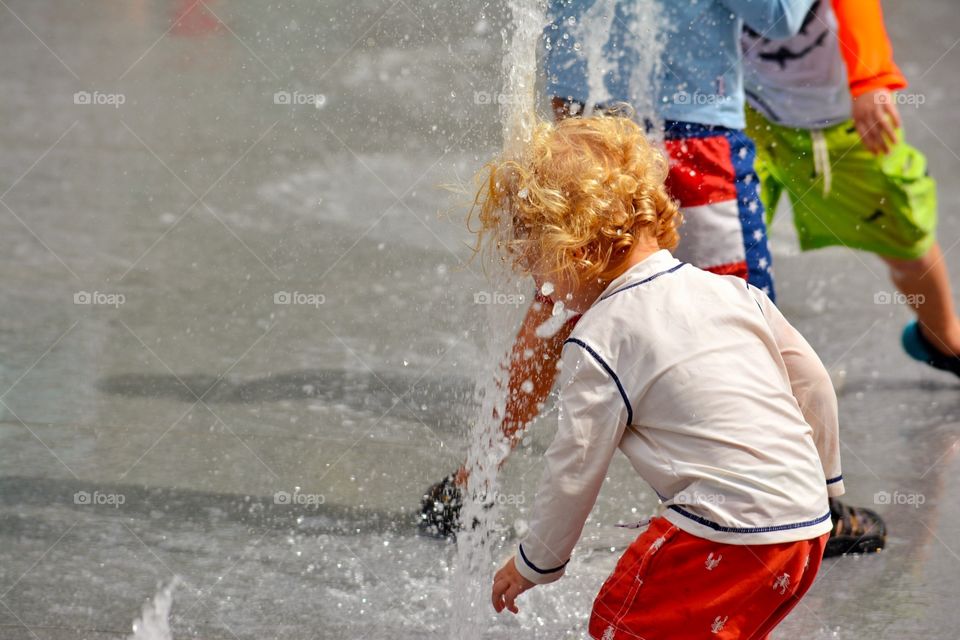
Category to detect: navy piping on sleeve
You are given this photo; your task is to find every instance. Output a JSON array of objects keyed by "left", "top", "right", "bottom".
[
  {"left": 599, "top": 262, "right": 687, "bottom": 301},
  {"left": 826, "top": 475, "right": 843, "bottom": 485},
  {"left": 518, "top": 544, "right": 568, "bottom": 575},
  {"left": 667, "top": 505, "right": 832, "bottom": 534},
  {"left": 563, "top": 338, "right": 633, "bottom": 425}
]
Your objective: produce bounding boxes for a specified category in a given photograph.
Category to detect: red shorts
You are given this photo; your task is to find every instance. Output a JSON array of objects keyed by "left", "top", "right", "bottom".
[{"left": 589, "top": 517, "right": 828, "bottom": 640}]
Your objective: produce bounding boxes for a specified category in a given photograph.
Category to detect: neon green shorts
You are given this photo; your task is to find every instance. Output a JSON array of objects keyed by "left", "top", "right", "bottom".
[{"left": 746, "top": 106, "right": 937, "bottom": 260}]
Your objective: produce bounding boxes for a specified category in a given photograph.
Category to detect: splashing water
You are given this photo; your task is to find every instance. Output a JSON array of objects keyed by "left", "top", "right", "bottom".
[
  {"left": 623, "top": 0, "right": 667, "bottom": 131},
  {"left": 499, "top": 0, "right": 547, "bottom": 156},
  {"left": 449, "top": 1, "right": 666, "bottom": 636},
  {"left": 579, "top": 3, "right": 616, "bottom": 111},
  {"left": 551, "top": 0, "right": 667, "bottom": 127},
  {"left": 128, "top": 578, "right": 180, "bottom": 640},
  {"left": 449, "top": 4, "right": 546, "bottom": 637}
]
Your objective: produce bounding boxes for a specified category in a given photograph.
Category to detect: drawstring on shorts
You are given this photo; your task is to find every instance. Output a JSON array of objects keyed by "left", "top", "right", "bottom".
[{"left": 811, "top": 129, "right": 832, "bottom": 196}]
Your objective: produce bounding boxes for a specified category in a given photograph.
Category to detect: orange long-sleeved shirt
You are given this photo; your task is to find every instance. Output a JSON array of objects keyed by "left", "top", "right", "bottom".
[{"left": 831, "top": 0, "right": 907, "bottom": 96}]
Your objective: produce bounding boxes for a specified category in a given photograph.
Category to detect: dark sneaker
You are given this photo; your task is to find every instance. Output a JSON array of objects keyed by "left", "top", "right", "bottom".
[
  {"left": 823, "top": 498, "right": 887, "bottom": 557},
  {"left": 902, "top": 321, "right": 960, "bottom": 377},
  {"left": 418, "top": 474, "right": 462, "bottom": 539}
]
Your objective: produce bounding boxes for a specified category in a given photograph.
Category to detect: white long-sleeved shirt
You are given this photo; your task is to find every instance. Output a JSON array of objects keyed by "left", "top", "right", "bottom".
[{"left": 515, "top": 250, "right": 842, "bottom": 585}]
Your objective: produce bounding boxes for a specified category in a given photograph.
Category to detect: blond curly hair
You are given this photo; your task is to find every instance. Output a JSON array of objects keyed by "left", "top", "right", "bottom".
[{"left": 470, "top": 115, "right": 680, "bottom": 283}]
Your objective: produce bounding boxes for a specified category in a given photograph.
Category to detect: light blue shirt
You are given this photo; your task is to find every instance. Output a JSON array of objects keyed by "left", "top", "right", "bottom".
[{"left": 544, "top": 0, "right": 814, "bottom": 129}]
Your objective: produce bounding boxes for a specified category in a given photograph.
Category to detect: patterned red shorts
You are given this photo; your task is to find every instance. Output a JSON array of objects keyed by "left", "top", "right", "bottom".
[{"left": 589, "top": 517, "right": 828, "bottom": 639}]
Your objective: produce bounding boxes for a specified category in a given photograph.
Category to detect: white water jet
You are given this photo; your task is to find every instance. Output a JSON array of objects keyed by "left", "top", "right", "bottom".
[
  {"left": 500, "top": 0, "right": 548, "bottom": 157},
  {"left": 449, "top": 2, "right": 666, "bottom": 636},
  {"left": 623, "top": 0, "right": 667, "bottom": 134},
  {"left": 449, "top": 4, "right": 546, "bottom": 637},
  {"left": 580, "top": 2, "right": 616, "bottom": 112},
  {"left": 128, "top": 577, "right": 180, "bottom": 640}
]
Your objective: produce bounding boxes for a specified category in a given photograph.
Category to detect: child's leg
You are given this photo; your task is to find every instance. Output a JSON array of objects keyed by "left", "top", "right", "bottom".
[
  {"left": 882, "top": 242, "right": 960, "bottom": 355},
  {"left": 747, "top": 532, "right": 829, "bottom": 640}
]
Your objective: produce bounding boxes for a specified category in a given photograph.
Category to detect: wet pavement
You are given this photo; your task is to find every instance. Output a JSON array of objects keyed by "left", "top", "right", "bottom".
[{"left": 1, "top": 1, "right": 960, "bottom": 638}]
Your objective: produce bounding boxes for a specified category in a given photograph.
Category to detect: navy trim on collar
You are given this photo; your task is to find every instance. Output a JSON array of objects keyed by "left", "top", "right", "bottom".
[{"left": 599, "top": 262, "right": 687, "bottom": 301}]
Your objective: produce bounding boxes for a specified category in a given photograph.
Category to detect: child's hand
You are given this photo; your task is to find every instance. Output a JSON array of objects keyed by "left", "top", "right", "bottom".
[
  {"left": 491, "top": 556, "right": 536, "bottom": 614},
  {"left": 852, "top": 88, "right": 901, "bottom": 156}
]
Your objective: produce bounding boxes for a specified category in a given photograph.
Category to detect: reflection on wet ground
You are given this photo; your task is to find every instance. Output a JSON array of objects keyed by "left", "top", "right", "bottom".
[
  {"left": 98, "top": 369, "right": 473, "bottom": 431},
  {"left": 0, "top": 475, "right": 414, "bottom": 537}
]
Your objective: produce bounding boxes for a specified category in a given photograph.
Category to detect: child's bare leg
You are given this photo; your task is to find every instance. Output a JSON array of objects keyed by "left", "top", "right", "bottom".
[{"left": 882, "top": 242, "right": 960, "bottom": 355}]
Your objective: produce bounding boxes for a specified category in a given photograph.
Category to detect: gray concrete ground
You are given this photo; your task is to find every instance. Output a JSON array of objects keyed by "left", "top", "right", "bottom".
[{"left": 1, "top": 1, "right": 959, "bottom": 638}]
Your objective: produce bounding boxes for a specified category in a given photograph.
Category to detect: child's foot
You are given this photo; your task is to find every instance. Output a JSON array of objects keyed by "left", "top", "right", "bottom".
[
  {"left": 417, "top": 474, "right": 499, "bottom": 540},
  {"left": 823, "top": 498, "right": 887, "bottom": 557},
  {"left": 418, "top": 474, "right": 462, "bottom": 539},
  {"left": 902, "top": 321, "right": 960, "bottom": 377}
]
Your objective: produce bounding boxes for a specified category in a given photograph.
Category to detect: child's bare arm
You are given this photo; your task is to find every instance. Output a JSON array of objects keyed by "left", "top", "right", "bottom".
[
  {"left": 456, "top": 296, "right": 573, "bottom": 483},
  {"left": 831, "top": 0, "right": 907, "bottom": 154},
  {"left": 751, "top": 288, "right": 845, "bottom": 496},
  {"left": 501, "top": 295, "right": 575, "bottom": 443}
]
